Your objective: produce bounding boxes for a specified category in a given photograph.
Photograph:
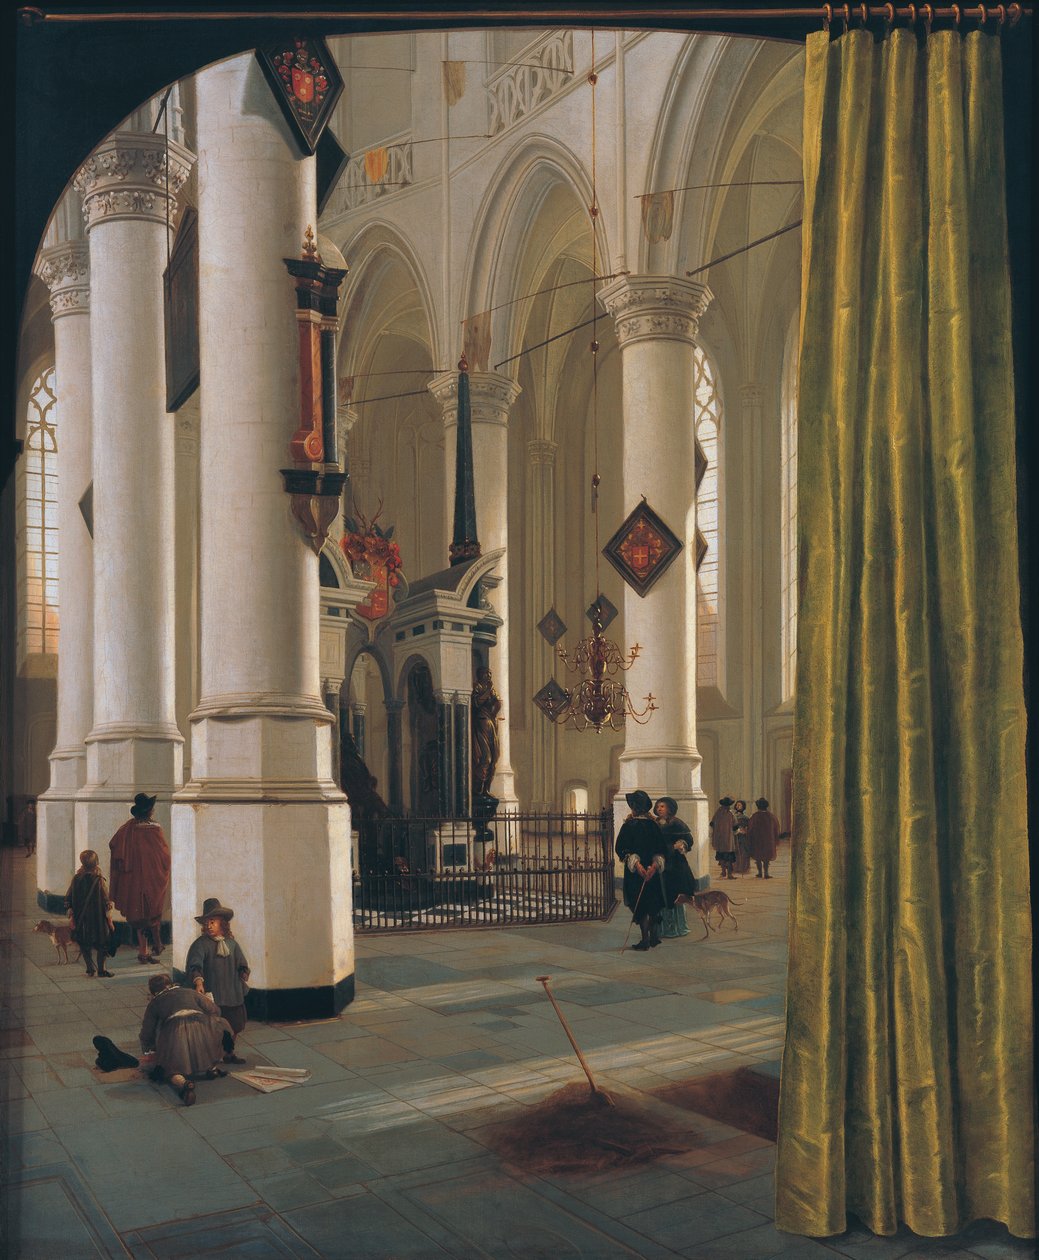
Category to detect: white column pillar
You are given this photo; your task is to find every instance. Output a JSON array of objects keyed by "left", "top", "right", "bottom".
[
  {"left": 429, "top": 369, "right": 522, "bottom": 806},
  {"left": 172, "top": 53, "right": 352, "bottom": 1020},
  {"left": 739, "top": 383, "right": 765, "bottom": 801},
  {"left": 72, "top": 128, "right": 195, "bottom": 855},
  {"left": 599, "top": 275, "right": 713, "bottom": 881},
  {"left": 33, "top": 222, "right": 92, "bottom": 906},
  {"left": 174, "top": 405, "right": 200, "bottom": 782},
  {"left": 527, "top": 438, "right": 558, "bottom": 810}
]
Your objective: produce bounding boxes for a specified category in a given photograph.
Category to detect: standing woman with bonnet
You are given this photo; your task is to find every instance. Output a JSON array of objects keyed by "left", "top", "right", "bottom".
[
  {"left": 654, "top": 797, "right": 695, "bottom": 938},
  {"left": 614, "top": 790, "right": 668, "bottom": 950}
]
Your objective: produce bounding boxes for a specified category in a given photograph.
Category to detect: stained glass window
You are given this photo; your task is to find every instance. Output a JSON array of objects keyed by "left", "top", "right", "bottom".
[
  {"left": 694, "top": 347, "right": 721, "bottom": 688},
  {"left": 21, "top": 368, "right": 59, "bottom": 658}
]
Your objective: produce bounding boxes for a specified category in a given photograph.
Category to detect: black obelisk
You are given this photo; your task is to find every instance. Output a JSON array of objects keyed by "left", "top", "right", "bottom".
[{"left": 449, "top": 354, "right": 481, "bottom": 566}]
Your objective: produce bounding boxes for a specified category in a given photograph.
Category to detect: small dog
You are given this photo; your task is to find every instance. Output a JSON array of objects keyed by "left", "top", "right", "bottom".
[
  {"left": 33, "top": 920, "right": 81, "bottom": 964},
  {"left": 674, "top": 890, "right": 744, "bottom": 941}
]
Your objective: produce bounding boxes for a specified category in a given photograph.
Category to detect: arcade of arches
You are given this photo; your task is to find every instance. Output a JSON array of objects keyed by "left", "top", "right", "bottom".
[{"left": 11, "top": 29, "right": 803, "bottom": 1013}]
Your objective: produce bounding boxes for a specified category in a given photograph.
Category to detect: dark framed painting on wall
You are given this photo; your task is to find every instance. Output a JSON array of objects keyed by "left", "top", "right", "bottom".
[{"left": 255, "top": 36, "right": 344, "bottom": 156}]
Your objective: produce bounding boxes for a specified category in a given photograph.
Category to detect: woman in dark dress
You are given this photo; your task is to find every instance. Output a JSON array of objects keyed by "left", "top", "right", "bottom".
[
  {"left": 65, "top": 850, "right": 114, "bottom": 978},
  {"left": 654, "top": 797, "right": 696, "bottom": 938},
  {"left": 614, "top": 790, "right": 668, "bottom": 950}
]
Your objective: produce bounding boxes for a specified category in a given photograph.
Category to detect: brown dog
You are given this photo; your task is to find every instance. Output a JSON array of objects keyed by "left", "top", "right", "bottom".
[
  {"left": 33, "top": 920, "right": 81, "bottom": 964},
  {"left": 674, "top": 890, "right": 744, "bottom": 941}
]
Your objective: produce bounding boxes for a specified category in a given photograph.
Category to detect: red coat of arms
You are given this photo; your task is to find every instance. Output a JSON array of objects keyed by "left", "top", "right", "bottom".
[
  {"left": 292, "top": 67, "right": 315, "bottom": 103},
  {"left": 341, "top": 503, "right": 403, "bottom": 624}
]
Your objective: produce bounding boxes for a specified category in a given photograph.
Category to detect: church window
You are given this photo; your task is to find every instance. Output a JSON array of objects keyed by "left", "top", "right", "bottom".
[
  {"left": 695, "top": 347, "right": 722, "bottom": 689},
  {"left": 19, "top": 367, "right": 59, "bottom": 661},
  {"left": 780, "top": 316, "right": 799, "bottom": 700}
]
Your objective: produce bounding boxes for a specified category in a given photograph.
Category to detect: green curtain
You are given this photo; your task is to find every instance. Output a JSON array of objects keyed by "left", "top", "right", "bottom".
[{"left": 776, "top": 26, "right": 1035, "bottom": 1240}]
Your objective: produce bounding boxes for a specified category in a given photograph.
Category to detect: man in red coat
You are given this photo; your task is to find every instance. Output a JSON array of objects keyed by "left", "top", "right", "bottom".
[{"left": 109, "top": 793, "right": 171, "bottom": 964}]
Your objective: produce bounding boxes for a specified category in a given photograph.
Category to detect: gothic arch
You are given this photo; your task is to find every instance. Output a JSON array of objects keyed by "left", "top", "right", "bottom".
[{"left": 461, "top": 133, "right": 611, "bottom": 371}]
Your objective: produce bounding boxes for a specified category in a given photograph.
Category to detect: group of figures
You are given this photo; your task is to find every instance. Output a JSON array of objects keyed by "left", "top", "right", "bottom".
[
  {"left": 613, "top": 790, "right": 697, "bottom": 950},
  {"left": 709, "top": 796, "right": 781, "bottom": 880},
  {"left": 615, "top": 789, "right": 783, "bottom": 948},
  {"left": 60, "top": 792, "right": 250, "bottom": 1105}
]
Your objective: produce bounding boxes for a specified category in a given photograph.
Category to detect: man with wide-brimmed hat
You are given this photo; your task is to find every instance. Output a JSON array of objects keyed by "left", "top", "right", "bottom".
[
  {"left": 108, "top": 793, "right": 170, "bottom": 964},
  {"left": 614, "top": 789, "right": 669, "bottom": 950},
  {"left": 186, "top": 898, "right": 250, "bottom": 1064}
]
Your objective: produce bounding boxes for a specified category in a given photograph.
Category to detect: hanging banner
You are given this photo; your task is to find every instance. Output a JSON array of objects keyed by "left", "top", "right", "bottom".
[
  {"left": 640, "top": 191, "right": 675, "bottom": 244},
  {"left": 364, "top": 146, "right": 389, "bottom": 184},
  {"left": 462, "top": 311, "right": 492, "bottom": 373},
  {"left": 443, "top": 60, "right": 467, "bottom": 106}
]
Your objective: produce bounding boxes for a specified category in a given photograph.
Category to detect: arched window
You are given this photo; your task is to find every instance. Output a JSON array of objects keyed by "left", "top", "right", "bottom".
[
  {"left": 19, "top": 367, "right": 59, "bottom": 663},
  {"left": 695, "top": 347, "right": 722, "bottom": 689},
  {"left": 563, "top": 782, "right": 588, "bottom": 814},
  {"left": 780, "top": 316, "right": 799, "bottom": 700}
]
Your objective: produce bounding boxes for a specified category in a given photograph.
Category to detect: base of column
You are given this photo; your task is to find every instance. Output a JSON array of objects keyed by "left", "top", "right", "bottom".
[
  {"left": 613, "top": 748, "right": 710, "bottom": 887},
  {"left": 170, "top": 793, "right": 353, "bottom": 1003},
  {"left": 491, "top": 766, "right": 518, "bottom": 811},
  {"left": 78, "top": 727, "right": 184, "bottom": 852},
  {"left": 35, "top": 749, "right": 87, "bottom": 902}
]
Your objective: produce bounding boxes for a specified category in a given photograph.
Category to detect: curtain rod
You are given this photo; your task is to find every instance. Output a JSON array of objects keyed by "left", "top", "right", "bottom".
[{"left": 16, "top": 5, "right": 1032, "bottom": 25}]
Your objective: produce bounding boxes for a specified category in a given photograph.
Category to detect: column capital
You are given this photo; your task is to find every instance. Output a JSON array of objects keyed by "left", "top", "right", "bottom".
[
  {"left": 527, "top": 438, "right": 558, "bottom": 466},
  {"left": 175, "top": 410, "right": 200, "bottom": 456},
  {"left": 738, "top": 383, "right": 764, "bottom": 408},
  {"left": 598, "top": 275, "right": 713, "bottom": 349},
  {"left": 74, "top": 132, "right": 196, "bottom": 231},
  {"left": 428, "top": 370, "right": 522, "bottom": 427},
  {"left": 34, "top": 241, "right": 91, "bottom": 320}
]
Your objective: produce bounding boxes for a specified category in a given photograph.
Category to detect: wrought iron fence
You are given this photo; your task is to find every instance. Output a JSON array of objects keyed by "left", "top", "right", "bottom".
[{"left": 352, "top": 809, "right": 616, "bottom": 931}]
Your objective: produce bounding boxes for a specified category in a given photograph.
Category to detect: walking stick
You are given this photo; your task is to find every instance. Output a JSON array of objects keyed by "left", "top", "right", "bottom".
[
  {"left": 535, "top": 975, "right": 614, "bottom": 1107},
  {"left": 619, "top": 862, "right": 656, "bottom": 952}
]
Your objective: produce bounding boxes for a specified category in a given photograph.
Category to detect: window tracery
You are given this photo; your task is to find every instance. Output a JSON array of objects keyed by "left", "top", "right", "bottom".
[
  {"left": 19, "top": 367, "right": 59, "bottom": 662},
  {"left": 695, "top": 347, "right": 721, "bottom": 689}
]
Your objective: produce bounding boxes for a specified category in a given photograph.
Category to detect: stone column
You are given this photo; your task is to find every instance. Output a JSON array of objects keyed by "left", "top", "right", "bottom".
[
  {"left": 351, "top": 703, "right": 367, "bottom": 759},
  {"left": 527, "top": 438, "right": 558, "bottom": 810},
  {"left": 435, "top": 689, "right": 454, "bottom": 816},
  {"left": 174, "top": 406, "right": 200, "bottom": 784},
  {"left": 385, "top": 699, "right": 405, "bottom": 813},
  {"left": 739, "top": 384, "right": 765, "bottom": 801},
  {"left": 428, "top": 370, "right": 522, "bottom": 806},
  {"left": 33, "top": 217, "right": 93, "bottom": 908},
  {"left": 72, "top": 127, "right": 195, "bottom": 856},
  {"left": 171, "top": 53, "right": 351, "bottom": 1020},
  {"left": 453, "top": 694, "right": 470, "bottom": 816},
  {"left": 598, "top": 275, "right": 713, "bottom": 882}
]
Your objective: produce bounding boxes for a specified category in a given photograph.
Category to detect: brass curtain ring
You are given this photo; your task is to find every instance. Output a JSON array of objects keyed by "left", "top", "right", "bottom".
[
  {"left": 859, "top": 3, "right": 869, "bottom": 25},
  {"left": 823, "top": 2, "right": 833, "bottom": 29},
  {"left": 996, "top": 4, "right": 1006, "bottom": 26},
  {"left": 907, "top": 2, "right": 918, "bottom": 28},
  {"left": 884, "top": 1, "right": 895, "bottom": 28},
  {"left": 952, "top": 2, "right": 962, "bottom": 25},
  {"left": 923, "top": 2, "right": 934, "bottom": 32},
  {"left": 977, "top": 3, "right": 988, "bottom": 27},
  {"left": 843, "top": 2, "right": 851, "bottom": 30},
  {"left": 1008, "top": 3, "right": 1022, "bottom": 25}
]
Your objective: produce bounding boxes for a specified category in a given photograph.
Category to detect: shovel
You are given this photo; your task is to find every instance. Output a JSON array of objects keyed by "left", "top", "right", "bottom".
[{"left": 535, "top": 975, "right": 614, "bottom": 1107}]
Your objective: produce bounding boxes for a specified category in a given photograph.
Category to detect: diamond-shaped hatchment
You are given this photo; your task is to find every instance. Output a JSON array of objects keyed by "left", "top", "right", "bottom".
[
  {"left": 586, "top": 594, "right": 618, "bottom": 631},
  {"left": 602, "top": 497, "right": 683, "bottom": 598},
  {"left": 694, "top": 437, "right": 708, "bottom": 493},
  {"left": 695, "top": 528, "right": 708, "bottom": 571},
  {"left": 537, "top": 608, "right": 567, "bottom": 646},
  {"left": 533, "top": 679, "right": 570, "bottom": 722}
]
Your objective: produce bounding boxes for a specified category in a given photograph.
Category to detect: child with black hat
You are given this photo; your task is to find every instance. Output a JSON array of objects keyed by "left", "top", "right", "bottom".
[{"left": 186, "top": 898, "right": 250, "bottom": 1064}]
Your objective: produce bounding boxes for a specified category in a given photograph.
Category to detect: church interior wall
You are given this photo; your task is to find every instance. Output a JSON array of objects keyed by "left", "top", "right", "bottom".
[{"left": 12, "top": 23, "right": 806, "bottom": 844}]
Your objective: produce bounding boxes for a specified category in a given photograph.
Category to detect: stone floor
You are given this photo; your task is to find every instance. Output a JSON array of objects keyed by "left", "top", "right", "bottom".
[{"left": 1, "top": 846, "right": 1032, "bottom": 1259}]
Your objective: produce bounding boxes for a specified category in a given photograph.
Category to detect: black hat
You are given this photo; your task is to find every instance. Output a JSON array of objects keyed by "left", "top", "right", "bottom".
[
  {"left": 92, "top": 1035, "right": 139, "bottom": 1073},
  {"left": 131, "top": 792, "right": 157, "bottom": 818},
  {"left": 755, "top": 797, "right": 769, "bottom": 810},
  {"left": 625, "top": 790, "right": 653, "bottom": 814},
  {"left": 655, "top": 796, "right": 679, "bottom": 817},
  {"left": 719, "top": 796, "right": 735, "bottom": 808},
  {"left": 195, "top": 897, "right": 234, "bottom": 923}
]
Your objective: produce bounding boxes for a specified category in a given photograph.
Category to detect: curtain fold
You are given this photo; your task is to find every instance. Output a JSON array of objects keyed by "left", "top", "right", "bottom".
[{"left": 776, "top": 26, "right": 1035, "bottom": 1240}]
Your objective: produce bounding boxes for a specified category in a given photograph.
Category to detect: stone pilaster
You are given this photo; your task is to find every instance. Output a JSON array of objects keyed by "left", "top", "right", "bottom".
[
  {"left": 598, "top": 275, "right": 713, "bottom": 882},
  {"left": 170, "top": 53, "right": 351, "bottom": 1021},
  {"left": 428, "top": 369, "right": 522, "bottom": 806},
  {"left": 73, "top": 131, "right": 194, "bottom": 859},
  {"left": 33, "top": 226, "right": 93, "bottom": 907},
  {"left": 527, "top": 438, "right": 558, "bottom": 810}
]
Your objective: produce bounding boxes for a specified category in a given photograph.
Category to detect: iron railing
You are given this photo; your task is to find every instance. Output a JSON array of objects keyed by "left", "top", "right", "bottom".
[{"left": 352, "top": 809, "right": 616, "bottom": 931}]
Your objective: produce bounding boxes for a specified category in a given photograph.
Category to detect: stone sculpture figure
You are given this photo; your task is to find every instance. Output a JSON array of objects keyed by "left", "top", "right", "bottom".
[{"left": 471, "top": 666, "right": 502, "bottom": 798}]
